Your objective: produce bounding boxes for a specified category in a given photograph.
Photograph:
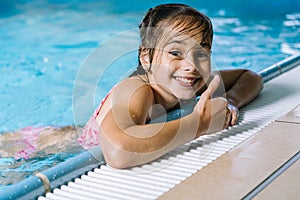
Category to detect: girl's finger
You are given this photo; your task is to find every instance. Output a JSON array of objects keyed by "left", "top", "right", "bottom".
[
  {"left": 223, "top": 106, "right": 231, "bottom": 129},
  {"left": 228, "top": 104, "right": 239, "bottom": 126}
]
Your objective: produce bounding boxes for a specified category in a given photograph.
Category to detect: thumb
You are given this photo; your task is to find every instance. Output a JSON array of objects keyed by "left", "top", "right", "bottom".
[
  {"left": 202, "top": 75, "right": 220, "bottom": 99},
  {"left": 194, "top": 75, "right": 220, "bottom": 112}
]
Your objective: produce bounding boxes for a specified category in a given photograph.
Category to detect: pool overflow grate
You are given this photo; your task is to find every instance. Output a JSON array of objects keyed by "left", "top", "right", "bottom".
[{"left": 38, "top": 55, "right": 300, "bottom": 200}]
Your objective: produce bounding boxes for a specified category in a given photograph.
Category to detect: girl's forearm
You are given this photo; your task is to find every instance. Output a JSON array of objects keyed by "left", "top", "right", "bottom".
[
  {"left": 99, "top": 111, "right": 201, "bottom": 168},
  {"left": 225, "top": 70, "right": 263, "bottom": 108}
]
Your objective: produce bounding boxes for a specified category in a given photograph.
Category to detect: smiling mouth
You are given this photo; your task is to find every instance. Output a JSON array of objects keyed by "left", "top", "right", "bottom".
[{"left": 174, "top": 76, "right": 200, "bottom": 87}]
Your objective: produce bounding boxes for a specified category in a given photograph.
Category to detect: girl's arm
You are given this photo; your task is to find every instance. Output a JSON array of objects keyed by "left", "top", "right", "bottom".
[
  {"left": 196, "top": 69, "right": 263, "bottom": 126},
  {"left": 98, "top": 76, "right": 226, "bottom": 169},
  {"left": 100, "top": 107, "right": 200, "bottom": 169},
  {"left": 215, "top": 69, "right": 263, "bottom": 108}
]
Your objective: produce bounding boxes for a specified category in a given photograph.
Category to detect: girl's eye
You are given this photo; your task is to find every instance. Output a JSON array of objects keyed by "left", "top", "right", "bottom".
[
  {"left": 195, "top": 51, "right": 209, "bottom": 59},
  {"left": 169, "top": 50, "right": 182, "bottom": 57}
]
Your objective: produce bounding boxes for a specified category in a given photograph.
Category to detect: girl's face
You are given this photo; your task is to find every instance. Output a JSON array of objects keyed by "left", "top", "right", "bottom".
[{"left": 146, "top": 31, "right": 211, "bottom": 101}]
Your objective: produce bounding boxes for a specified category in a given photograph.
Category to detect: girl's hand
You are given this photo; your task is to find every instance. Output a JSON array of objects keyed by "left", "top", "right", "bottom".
[{"left": 193, "top": 75, "right": 234, "bottom": 137}]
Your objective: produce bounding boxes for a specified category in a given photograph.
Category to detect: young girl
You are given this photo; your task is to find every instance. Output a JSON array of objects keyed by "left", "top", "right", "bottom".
[
  {"left": 2, "top": 4, "right": 262, "bottom": 168},
  {"left": 77, "top": 3, "right": 263, "bottom": 169}
]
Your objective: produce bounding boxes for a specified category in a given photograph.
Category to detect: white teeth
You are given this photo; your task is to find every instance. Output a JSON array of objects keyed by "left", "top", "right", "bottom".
[{"left": 175, "top": 77, "right": 195, "bottom": 84}]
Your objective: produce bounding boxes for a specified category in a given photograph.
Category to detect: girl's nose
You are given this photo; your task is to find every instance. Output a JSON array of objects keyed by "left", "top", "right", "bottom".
[{"left": 182, "top": 55, "right": 197, "bottom": 72}]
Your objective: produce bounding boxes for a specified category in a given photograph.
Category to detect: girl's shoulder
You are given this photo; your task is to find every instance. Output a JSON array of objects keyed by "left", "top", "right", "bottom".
[
  {"left": 109, "top": 76, "right": 155, "bottom": 124},
  {"left": 112, "top": 76, "right": 154, "bottom": 104},
  {"left": 116, "top": 75, "right": 151, "bottom": 89}
]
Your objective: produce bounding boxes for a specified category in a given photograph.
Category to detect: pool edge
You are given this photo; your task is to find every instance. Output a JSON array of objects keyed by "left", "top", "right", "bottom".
[{"left": 1, "top": 147, "right": 104, "bottom": 200}]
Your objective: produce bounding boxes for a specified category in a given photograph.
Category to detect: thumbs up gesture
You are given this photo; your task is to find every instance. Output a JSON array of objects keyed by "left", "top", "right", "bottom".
[{"left": 193, "top": 75, "right": 239, "bottom": 138}]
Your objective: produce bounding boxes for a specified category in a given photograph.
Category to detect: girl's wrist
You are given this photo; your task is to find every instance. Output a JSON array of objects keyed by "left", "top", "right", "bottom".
[{"left": 189, "top": 111, "right": 203, "bottom": 139}]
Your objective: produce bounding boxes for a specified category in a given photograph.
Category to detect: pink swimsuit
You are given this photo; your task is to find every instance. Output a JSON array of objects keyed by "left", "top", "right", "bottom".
[
  {"left": 14, "top": 126, "right": 53, "bottom": 160},
  {"left": 14, "top": 92, "right": 111, "bottom": 159},
  {"left": 77, "top": 92, "right": 110, "bottom": 149}
]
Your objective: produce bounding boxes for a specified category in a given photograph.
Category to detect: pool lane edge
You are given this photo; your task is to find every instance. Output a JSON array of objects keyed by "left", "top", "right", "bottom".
[{"left": 1, "top": 146, "right": 104, "bottom": 200}]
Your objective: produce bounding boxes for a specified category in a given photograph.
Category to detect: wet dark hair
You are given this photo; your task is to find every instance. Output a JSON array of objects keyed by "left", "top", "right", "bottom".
[{"left": 130, "top": 3, "right": 213, "bottom": 76}]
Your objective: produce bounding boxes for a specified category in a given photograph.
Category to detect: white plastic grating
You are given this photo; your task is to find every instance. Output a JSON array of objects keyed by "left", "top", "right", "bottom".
[{"left": 38, "top": 66, "right": 300, "bottom": 200}]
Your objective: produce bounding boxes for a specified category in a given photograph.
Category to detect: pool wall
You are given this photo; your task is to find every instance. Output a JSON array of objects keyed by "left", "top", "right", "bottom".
[{"left": 1, "top": 53, "right": 300, "bottom": 200}]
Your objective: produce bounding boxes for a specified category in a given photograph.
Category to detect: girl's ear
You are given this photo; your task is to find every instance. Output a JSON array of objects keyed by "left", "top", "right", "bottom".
[{"left": 139, "top": 48, "right": 150, "bottom": 71}]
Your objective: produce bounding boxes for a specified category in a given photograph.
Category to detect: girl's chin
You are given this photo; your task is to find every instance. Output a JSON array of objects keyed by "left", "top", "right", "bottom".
[
  {"left": 172, "top": 84, "right": 201, "bottom": 100},
  {"left": 174, "top": 91, "right": 197, "bottom": 100}
]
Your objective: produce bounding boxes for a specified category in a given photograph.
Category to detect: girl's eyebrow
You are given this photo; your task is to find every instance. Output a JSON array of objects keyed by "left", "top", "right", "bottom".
[
  {"left": 166, "top": 38, "right": 187, "bottom": 46},
  {"left": 166, "top": 40, "right": 206, "bottom": 51}
]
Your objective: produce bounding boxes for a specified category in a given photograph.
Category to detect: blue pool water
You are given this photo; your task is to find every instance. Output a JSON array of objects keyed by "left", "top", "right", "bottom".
[{"left": 1, "top": 0, "right": 300, "bottom": 189}]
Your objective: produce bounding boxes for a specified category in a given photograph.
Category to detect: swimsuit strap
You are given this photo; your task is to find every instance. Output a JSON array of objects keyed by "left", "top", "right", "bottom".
[{"left": 95, "top": 91, "right": 111, "bottom": 117}]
